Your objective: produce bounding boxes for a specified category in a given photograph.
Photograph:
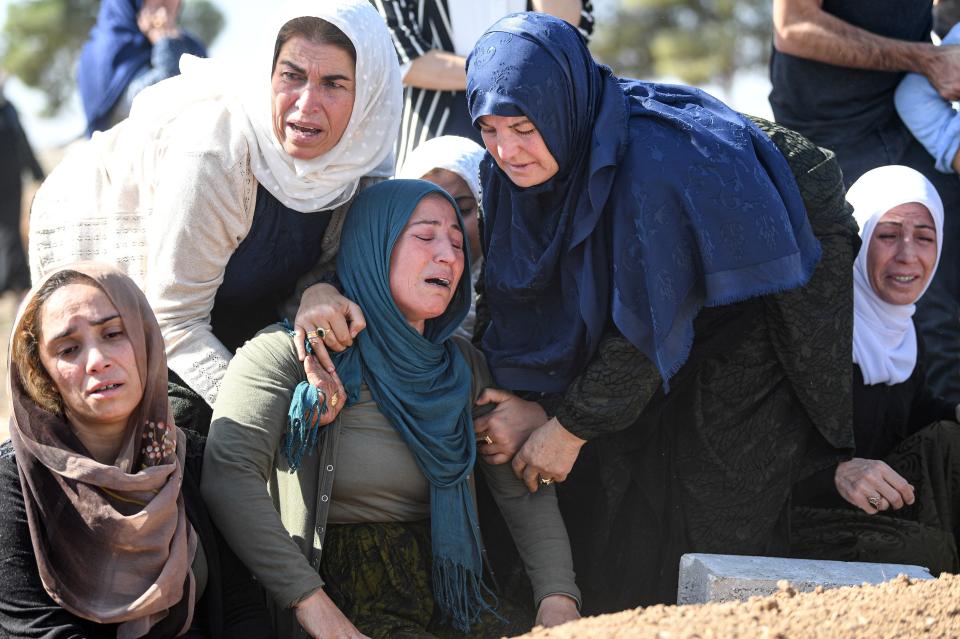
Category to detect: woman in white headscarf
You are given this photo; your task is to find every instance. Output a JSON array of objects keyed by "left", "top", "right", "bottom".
[
  {"left": 398, "top": 135, "right": 485, "bottom": 339},
  {"left": 29, "top": 0, "right": 401, "bottom": 433},
  {"left": 791, "top": 165, "right": 960, "bottom": 574}
]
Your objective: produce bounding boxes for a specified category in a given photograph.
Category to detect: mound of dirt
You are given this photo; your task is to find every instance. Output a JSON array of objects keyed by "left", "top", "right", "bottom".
[{"left": 514, "top": 573, "right": 960, "bottom": 638}]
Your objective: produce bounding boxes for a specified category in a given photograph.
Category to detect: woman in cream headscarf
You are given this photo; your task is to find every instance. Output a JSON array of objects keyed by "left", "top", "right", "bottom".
[
  {"left": 0, "top": 263, "right": 270, "bottom": 638},
  {"left": 29, "top": 0, "right": 401, "bottom": 432},
  {"left": 791, "top": 165, "right": 960, "bottom": 574}
]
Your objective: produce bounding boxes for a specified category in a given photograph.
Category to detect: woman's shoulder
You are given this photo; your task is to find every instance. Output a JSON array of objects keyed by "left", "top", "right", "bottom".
[{"left": 450, "top": 336, "right": 493, "bottom": 400}]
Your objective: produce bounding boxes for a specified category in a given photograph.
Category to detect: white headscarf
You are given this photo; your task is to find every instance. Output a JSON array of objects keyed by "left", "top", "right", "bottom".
[
  {"left": 133, "top": 0, "right": 401, "bottom": 212},
  {"left": 396, "top": 135, "right": 486, "bottom": 203},
  {"left": 847, "top": 165, "right": 944, "bottom": 386}
]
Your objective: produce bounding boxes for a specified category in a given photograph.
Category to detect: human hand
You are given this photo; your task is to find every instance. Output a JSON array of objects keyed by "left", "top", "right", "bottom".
[
  {"left": 137, "top": 0, "right": 182, "bottom": 44},
  {"left": 834, "top": 458, "right": 915, "bottom": 514},
  {"left": 295, "top": 283, "right": 367, "bottom": 369},
  {"left": 474, "top": 388, "right": 548, "bottom": 465},
  {"left": 512, "top": 418, "right": 586, "bottom": 492},
  {"left": 535, "top": 594, "right": 580, "bottom": 628},
  {"left": 293, "top": 588, "right": 371, "bottom": 639},
  {"left": 303, "top": 355, "right": 346, "bottom": 428},
  {"left": 923, "top": 44, "right": 960, "bottom": 101}
]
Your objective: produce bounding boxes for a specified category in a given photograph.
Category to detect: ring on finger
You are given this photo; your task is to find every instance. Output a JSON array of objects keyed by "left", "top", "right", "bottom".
[
  {"left": 538, "top": 475, "right": 554, "bottom": 486},
  {"left": 868, "top": 495, "right": 882, "bottom": 509},
  {"left": 314, "top": 327, "right": 328, "bottom": 340},
  {"left": 330, "top": 391, "right": 340, "bottom": 408}
]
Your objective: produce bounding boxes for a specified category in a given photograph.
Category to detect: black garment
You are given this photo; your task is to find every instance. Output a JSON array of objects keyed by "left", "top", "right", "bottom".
[
  {"left": 769, "top": 0, "right": 932, "bottom": 147},
  {"left": 0, "top": 439, "right": 273, "bottom": 639},
  {"left": 768, "top": 1, "right": 960, "bottom": 404},
  {"left": 474, "top": 119, "right": 858, "bottom": 613},
  {"left": 0, "top": 101, "right": 44, "bottom": 293},
  {"left": 790, "top": 344, "right": 960, "bottom": 575},
  {"left": 372, "top": 0, "right": 594, "bottom": 168}
]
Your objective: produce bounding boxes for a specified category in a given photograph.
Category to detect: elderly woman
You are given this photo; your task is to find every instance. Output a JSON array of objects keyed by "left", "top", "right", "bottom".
[
  {"left": 77, "top": 0, "right": 208, "bottom": 136},
  {"left": 791, "top": 165, "right": 960, "bottom": 574},
  {"left": 397, "top": 135, "right": 486, "bottom": 339},
  {"left": 29, "top": 0, "right": 400, "bottom": 432},
  {"left": 0, "top": 263, "right": 271, "bottom": 638},
  {"left": 304, "top": 13, "right": 859, "bottom": 611},
  {"left": 202, "top": 180, "right": 580, "bottom": 639}
]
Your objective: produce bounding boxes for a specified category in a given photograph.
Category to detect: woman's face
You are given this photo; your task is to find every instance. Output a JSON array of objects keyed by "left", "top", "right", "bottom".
[
  {"left": 866, "top": 202, "right": 938, "bottom": 305},
  {"left": 477, "top": 115, "right": 559, "bottom": 187},
  {"left": 38, "top": 283, "right": 143, "bottom": 435},
  {"left": 389, "top": 195, "right": 466, "bottom": 333},
  {"left": 422, "top": 169, "right": 480, "bottom": 263},
  {"left": 271, "top": 35, "right": 356, "bottom": 160}
]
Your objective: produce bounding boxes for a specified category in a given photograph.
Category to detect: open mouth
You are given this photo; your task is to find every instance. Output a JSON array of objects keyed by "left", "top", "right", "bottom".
[
  {"left": 288, "top": 122, "right": 322, "bottom": 136},
  {"left": 89, "top": 382, "right": 122, "bottom": 394},
  {"left": 425, "top": 277, "right": 451, "bottom": 288},
  {"left": 890, "top": 275, "right": 919, "bottom": 283}
]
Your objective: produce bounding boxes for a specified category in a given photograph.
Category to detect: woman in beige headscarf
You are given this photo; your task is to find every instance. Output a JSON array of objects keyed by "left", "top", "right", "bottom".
[{"left": 0, "top": 263, "right": 271, "bottom": 638}]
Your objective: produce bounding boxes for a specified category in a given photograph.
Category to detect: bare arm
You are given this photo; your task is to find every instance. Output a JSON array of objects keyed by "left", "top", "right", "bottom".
[
  {"left": 403, "top": 50, "right": 468, "bottom": 91},
  {"left": 530, "top": 0, "right": 583, "bottom": 27},
  {"left": 773, "top": 0, "right": 960, "bottom": 99}
]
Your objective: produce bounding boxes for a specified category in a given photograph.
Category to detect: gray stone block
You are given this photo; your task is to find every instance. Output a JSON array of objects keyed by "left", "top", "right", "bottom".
[{"left": 677, "top": 553, "right": 933, "bottom": 604}]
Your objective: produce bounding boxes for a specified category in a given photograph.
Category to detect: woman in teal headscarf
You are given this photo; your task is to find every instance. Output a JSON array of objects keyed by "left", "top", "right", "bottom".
[{"left": 201, "top": 179, "right": 580, "bottom": 639}]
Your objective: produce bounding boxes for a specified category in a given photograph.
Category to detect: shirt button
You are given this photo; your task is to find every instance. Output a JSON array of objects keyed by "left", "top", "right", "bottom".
[
  {"left": 321, "top": 495, "right": 329, "bottom": 502},
  {"left": 327, "top": 465, "right": 334, "bottom": 471}
]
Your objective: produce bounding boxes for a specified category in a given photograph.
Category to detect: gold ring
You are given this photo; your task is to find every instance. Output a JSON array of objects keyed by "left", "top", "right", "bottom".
[
  {"left": 330, "top": 391, "right": 339, "bottom": 408},
  {"left": 314, "top": 327, "right": 328, "bottom": 340},
  {"left": 539, "top": 476, "right": 554, "bottom": 486},
  {"left": 868, "top": 495, "right": 882, "bottom": 509}
]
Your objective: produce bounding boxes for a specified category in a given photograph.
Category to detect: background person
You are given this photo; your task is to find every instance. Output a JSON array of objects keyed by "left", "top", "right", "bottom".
[
  {"left": 202, "top": 180, "right": 579, "bottom": 639},
  {"left": 0, "top": 263, "right": 270, "bottom": 638},
  {"left": 791, "top": 166, "right": 960, "bottom": 575},
  {"left": 371, "top": 0, "right": 594, "bottom": 167},
  {"left": 770, "top": 0, "right": 960, "bottom": 404},
  {"left": 78, "top": 0, "right": 209, "bottom": 137},
  {"left": 29, "top": 0, "right": 401, "bottom": 434}
]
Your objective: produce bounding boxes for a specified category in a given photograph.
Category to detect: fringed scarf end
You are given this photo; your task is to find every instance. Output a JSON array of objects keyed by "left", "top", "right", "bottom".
[
  {"left": 431, "top": 558, "right": 502, "bottom": 633},
  {"left": 282, "top": 381, "right": 328, "bottom": 471}
]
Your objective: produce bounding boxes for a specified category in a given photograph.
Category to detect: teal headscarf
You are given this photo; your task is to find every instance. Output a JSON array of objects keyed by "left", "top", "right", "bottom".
[{"left": 291, "top": 179, "right": 493, "bottom": 630}]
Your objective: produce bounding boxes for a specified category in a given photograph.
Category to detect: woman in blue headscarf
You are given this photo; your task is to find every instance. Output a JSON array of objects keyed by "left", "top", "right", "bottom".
[
  {"left": 78, "top": 0, "right": 207, "bottom": 137},
  {"left": 458, "top": 13, "right": 860, "bottom": 611},
  {"left": 202, "top": 179, "right": 580, "bottom": 639}
]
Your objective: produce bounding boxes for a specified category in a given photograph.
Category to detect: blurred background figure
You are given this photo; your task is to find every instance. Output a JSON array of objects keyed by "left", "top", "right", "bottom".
[
  {"left": 372, "top": 0, "right": 595, "bottom": 167},
  {"left": 0, "top": 73, "right": 43, "bottom": 298},
  {"left": 78, "top": 0, "right": 208, "bottom": 137}
]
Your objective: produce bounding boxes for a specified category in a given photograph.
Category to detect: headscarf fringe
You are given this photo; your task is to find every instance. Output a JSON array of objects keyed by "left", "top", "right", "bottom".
[
  {"left": 283, "top": 381, "right": 328, "bottom": 472},
  {"left": 431, "top": 557, "right": 502, "bottom": 633}
]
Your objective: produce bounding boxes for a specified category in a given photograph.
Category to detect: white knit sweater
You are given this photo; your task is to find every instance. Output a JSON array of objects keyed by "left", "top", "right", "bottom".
[{"left": 30, "top": 99, "right": 363, "bottom": 407}]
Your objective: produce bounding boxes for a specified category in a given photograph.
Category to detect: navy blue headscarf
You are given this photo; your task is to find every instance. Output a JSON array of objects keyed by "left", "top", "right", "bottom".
[
  {"left": 331, "top": 179, "right": 493, "bottom": 630},
  {"left": 77, "top": 0, "right": 206, "bottom": 137},
  {"left": 466, "top": 13, "right": 821, "bottom": 393}
]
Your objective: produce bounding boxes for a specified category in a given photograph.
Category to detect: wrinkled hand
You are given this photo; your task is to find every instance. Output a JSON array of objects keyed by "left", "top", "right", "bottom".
[
  {"left": 295, "top": 283, "right": 367, "bottom": 370},
  {"left": 535, "top": 594, "right": 580, "bottom": 628},
  {"left": 834, "top": 458, "right": 915, "bottom": 514},
  {"left": 294, "top": 588, "right": 370, "bottom": 639},
  {"left": 474, "top": 388, "right": 548, "bottom": 465},
  {"left": 924, "top": 44, "right": 960, "bottom": 101},
  {"left": 303, "top": 355, "right": 346, "bottom": 428},
  {"left": 512, "top": 418, "right": 586, "bottom": 493}
]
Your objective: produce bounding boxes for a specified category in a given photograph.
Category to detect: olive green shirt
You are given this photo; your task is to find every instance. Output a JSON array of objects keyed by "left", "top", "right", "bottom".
[{"left": 202, "top": 325, "right": 578, "bottom": 638}]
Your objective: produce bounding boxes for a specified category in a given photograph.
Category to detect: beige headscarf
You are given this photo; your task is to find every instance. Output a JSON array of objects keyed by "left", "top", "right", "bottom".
[{"left": 8, "top": 263, "right": 197, "bottom": 639}]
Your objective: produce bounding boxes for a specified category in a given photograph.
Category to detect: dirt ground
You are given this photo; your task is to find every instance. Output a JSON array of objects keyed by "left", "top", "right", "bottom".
[{"left": 512, "top": 574, "right": 960, "bottom": 639}]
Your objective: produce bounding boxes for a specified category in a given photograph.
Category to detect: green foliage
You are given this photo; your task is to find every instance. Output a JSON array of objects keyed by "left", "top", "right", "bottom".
[
  {"left": 591, "top": 0, "right": 772, "bottom": 90},
  {"left": 1, "top": 0, "right": 224, "bottom": 115}
]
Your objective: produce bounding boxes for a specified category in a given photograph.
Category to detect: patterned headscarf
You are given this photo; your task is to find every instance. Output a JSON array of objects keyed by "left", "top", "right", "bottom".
[
  {"left": 847, "top": 165, "right": 944, "bottom": 385},
  {"left": 8, "top": 262, "right": 197, "bottom": 639},
  {"left": 397, "top": 135, "right": 486, "bottom": 205},
  {"left": 466, "top": 13, "right": 820, "bottom": 392}
]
